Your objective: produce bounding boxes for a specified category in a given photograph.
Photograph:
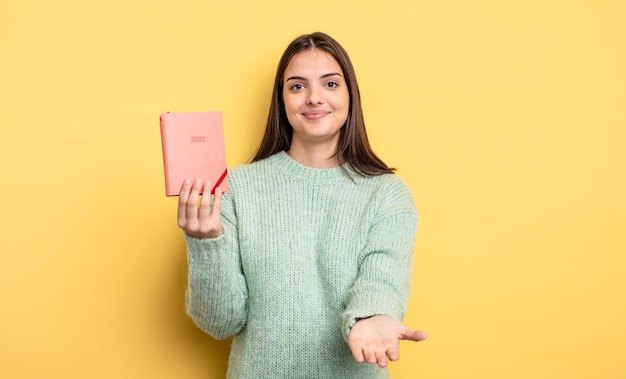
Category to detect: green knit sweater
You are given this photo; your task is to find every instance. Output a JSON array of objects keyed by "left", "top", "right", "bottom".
[{"left": 185, "top": 151, "right": 418, "bottom": 379}]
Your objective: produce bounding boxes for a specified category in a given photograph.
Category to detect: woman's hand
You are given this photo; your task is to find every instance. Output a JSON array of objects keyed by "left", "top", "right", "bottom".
[
  {"left": 348, "top": 315, "right": 427, "bottom": 368},
  {"left": 177, "top": 178, "right": 223, "bottom": 239}
]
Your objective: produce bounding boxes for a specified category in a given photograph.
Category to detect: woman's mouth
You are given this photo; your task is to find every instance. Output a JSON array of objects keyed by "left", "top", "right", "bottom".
[{"left": 302, "top": 110, "right": 330, "bottom": 120}]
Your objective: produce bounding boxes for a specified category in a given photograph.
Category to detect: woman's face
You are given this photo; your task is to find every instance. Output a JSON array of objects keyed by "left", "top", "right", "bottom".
[{"left": 282, "top": 48, "right": 349, "bottom": 149}]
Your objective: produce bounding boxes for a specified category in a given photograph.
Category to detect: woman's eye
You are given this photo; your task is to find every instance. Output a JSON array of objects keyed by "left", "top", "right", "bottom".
[
  {"left": 325, "top": 81, "right": 339, "bottom": 88},
  {"left": 290, "top": 83, "right": 305, "bottom": 91}
]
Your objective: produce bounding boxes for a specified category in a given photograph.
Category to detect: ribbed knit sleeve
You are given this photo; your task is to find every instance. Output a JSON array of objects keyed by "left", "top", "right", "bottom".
[
  {"left": 184, "top": 190, "right": 248, "bottom": 340},
  {"left": 341, "top": 176, "right": 418, "bottom": 341}
]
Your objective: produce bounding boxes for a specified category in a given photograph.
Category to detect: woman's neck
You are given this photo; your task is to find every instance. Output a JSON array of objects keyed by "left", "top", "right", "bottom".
[{"left": 287, "top": 141, "right": 341, "bottom": 169}]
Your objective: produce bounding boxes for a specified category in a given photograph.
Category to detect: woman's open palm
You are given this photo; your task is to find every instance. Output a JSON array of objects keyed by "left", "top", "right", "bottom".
[{"left": 348, "top": 315, "right": 427, "bottom": 368}]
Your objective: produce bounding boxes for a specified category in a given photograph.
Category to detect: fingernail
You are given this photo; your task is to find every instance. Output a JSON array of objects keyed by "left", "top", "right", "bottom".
[
  {"left": 195, "top": 178, "right": 202, "bottom": 185},
  {"left": 184, "top": 179, "right": 191, "bottom": 185}
]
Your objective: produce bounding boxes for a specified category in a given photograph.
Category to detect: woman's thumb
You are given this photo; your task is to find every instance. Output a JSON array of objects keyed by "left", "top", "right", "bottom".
[{"left": 400, "top": 328, "right": 428, "bottom": 342}]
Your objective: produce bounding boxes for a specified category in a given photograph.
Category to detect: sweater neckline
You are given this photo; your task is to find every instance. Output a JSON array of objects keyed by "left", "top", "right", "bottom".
[{"left": 270, "top": 151, "right": 355, "bottom": 183}]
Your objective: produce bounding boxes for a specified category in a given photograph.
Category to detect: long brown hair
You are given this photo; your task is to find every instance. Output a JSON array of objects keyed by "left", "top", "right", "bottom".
[{"left": 252, "top": 32, "right": 394, "bottom": 176}]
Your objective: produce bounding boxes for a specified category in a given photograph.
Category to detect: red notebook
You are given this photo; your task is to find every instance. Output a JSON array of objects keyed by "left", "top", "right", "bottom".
[{"left": 159, "top": 112, "right": 228, "bottom": 196}]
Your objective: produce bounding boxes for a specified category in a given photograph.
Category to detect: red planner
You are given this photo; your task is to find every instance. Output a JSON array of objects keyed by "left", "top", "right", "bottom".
[{"left": 159, "top": 112, "right": 228, "bottom": 196}]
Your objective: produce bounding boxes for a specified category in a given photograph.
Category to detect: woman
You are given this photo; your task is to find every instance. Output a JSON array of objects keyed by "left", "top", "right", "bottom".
[{"left": 177, "top": 32, "right": 427, "bottom": 378}]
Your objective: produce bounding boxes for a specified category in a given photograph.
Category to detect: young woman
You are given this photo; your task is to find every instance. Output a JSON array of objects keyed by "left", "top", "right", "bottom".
[{"left": 177, "top": 32, "right": 427, "bottom": 378}]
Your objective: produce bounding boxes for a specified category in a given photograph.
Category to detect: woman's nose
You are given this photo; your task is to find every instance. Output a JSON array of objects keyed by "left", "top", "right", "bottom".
[{"left": 306, "top": 85, "right": 323, "bottom": 105}]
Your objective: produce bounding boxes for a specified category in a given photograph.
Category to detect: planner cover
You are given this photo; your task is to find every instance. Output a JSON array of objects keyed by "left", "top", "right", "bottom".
[{"left": 159, "top": 112, "right": 228, "bottom": 196}]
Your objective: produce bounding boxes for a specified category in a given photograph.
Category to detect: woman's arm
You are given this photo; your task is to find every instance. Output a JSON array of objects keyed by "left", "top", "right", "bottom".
[
  {"left": 342, "top": 177, "right": 426, "bottom": 366},
  {"left": 179, "top": 179, "right": 248, "bottom": 339}
]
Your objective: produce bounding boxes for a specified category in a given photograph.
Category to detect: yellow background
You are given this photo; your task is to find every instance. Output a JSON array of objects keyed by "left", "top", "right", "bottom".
[{"left": 1, "top": 0, "right": 624, "bottom": 378}]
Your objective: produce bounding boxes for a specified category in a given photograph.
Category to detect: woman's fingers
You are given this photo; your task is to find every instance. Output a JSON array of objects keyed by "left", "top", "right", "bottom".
[
  {"left": 374, "top": 349, "right": 389, "bottom": 367},
  {"left": 185, "top": 179, "right": 203, "bottom": 225},
  {"left": 351, "top": 344, "right": 392, "bottom": 368},
  {"left": 402, "top": 329, "right": 428, "bottom": 342},
  {"left": 198, "top": 180, "right": 213, "bottom": 221},
  {"left": 348, "top": 316, "right": 427, "bottom": 368},
  {"left": 211, "top": 186, "right": 223, "bottom": 220},
  {"left": 177, "top": 178, "right": 223, "bottom": 238},
  {"left": 350, "top": 346, "right": 365, "bottom": 364},
  {"left": 363, "top": 347, "right": 377, "bottom": 365},
  {"left": 177, "top": 179, "right": 193, "bottom": 228},
  {"left": 386, "top": 345, "right": 400, "bottom": 362}
]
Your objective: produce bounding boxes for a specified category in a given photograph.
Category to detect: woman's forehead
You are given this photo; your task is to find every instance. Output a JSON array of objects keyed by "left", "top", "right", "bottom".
[{"left": 284, "top": 48, "right": 343, "bottom": 78}]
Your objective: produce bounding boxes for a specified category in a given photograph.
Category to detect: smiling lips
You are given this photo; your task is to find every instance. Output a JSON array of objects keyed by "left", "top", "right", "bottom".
[{"left": 302, "top": 110, "right": 330, "bottom": 120}]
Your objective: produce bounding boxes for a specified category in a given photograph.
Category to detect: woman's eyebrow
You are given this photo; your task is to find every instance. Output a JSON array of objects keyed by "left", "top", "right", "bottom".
[
  {"left": 320, "top": 72, "right": 343, "bottom": 79},
  {"left": 285, "top": 75, "right": 307, "bottom": 82},
  {"left": 285, "top": 72, "right": 343, "bottom": 82}
]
